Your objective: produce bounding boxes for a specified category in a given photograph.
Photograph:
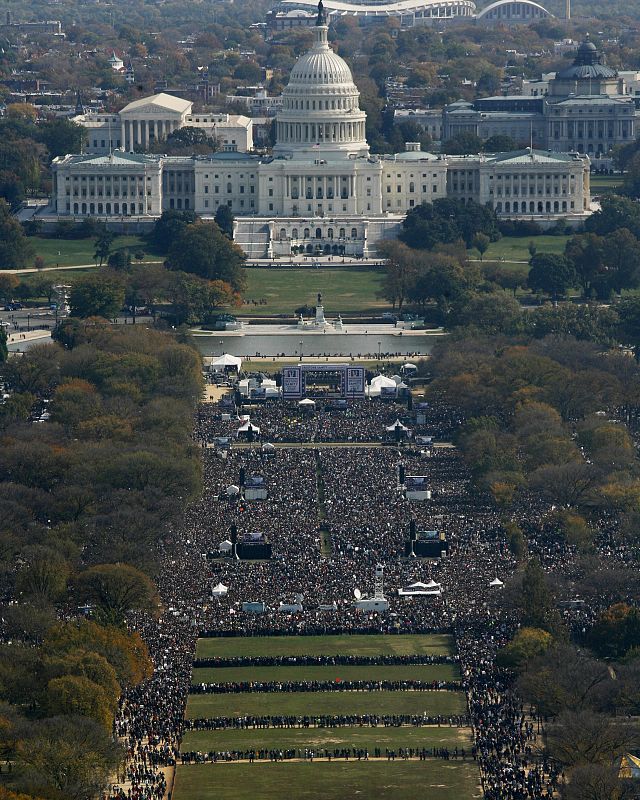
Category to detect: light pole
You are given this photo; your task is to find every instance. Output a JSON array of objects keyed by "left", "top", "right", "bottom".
[
  {"left": 378, "top": 340, "right": 381, "bottom": 362},
  {"left": 299, "top": 340, "right": 303, "bottom": 361}
]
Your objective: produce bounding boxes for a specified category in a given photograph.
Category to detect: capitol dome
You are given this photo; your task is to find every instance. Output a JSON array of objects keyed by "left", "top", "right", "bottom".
[
  {"left": 273, "top": 6, "right": 369, "bottom": 158},
  {"left": 288, "top": 37, "right": 355, "bottom": 87}
]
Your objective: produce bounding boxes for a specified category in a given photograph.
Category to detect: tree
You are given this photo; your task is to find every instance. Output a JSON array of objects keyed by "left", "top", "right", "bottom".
[
  {"left": 562, "top": 764, "right": 636, "bottom": 800},
  {"left": 93, "top": 229, "right": 114, "bottom": 267},
  {"left": 0, "top": 273, "right": 18, "bottom": 303},
  {"left": 565, "top": 234, "right": 606, "bottom": 298},
  {"left": 547, "top": 710, "right": 640, "bottom": 767},
  {"left": 408, "top": 252, "right": 468, "bottom": 311},
  {"left": 616, "top": 296, "right": 640, "bottom": 361},
  {"left": 472, "top": 232, "right": 490, "bottom": 260},
  {"left": 166, "top": 126, "right": 211, "bottom": 150},
  {"left": 166, "top": 221, "right": 246, "bottom": 290},
  {"left": 442, "top": 132, "right": 483, "bottom": 155},
  {"left": 496, "top": 627, "right": 554, "bottom": 671},
  {"left": 377, "top": 240, "right": 417, "bottom": 309},
  {"left": 483, "top": 134, "right": 518, "bottom": 152},
  {"left": 585, "top": 195, "right": 640, "bottom": 238},
  {"left": 603, "top": 228, "right": 640, "bottom": 293},
  {"left": 528, "top": 253, "right": 576, "bottom": 301},
  {"left": 400, "top": 199, "right": 499, "bottom": 251},
  {"left": 38, "top": 118, "right": 86, "bottom": 159},
  {"left": 16, "top": 715, "right": 122, "bottom": 800},
  {"left": 49, "top": 378, "right": 102, "bottom": 430},
  {"left": 519, "top": 558, "right": 558, "bottom": 632},
  {"left": 451, "top": 291, "right": 522, "bottom": 335},
  {"left": 0, "top": 327, "right": 6, "bottom": 364},
  {"left": 45, "top": 675, "right": 115, "bottom": 729},
  {"left": 73, "top": 564, "right": 159, "bottom": 626},
  {"left": 44, "top": 620, "right": 152, "bottom": 688},
  {"left": 587, "top": 604, "right": 640, "bottom": 660},
  {"left": 69, "top": 274, "right": 125, "bottom": 319},
  {"left": 15, "top": 546, "right": 70, "bottom": 606},
  {"left": 150, "top": 209, "right": 197, "bottom": 253},
  {"left": 214, "top": 205, "right": 234, "bottom": 238},
  {"left": 0, "top": 200, "right": 35, "bottom": 268},
  {"left": 517, "top": 644, "right": 613, "bottom": 717}
]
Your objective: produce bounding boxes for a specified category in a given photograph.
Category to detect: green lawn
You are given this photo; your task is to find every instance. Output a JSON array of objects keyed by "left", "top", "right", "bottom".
[
  {"left": 185, "top": 691, "right": 466, "bottom": 720},
  {"left": 195, "top": 634, "right": 454, "bottom": 660},
  {"left": 470, "top": 234, "right": 568, "bottom": 263},
  {"left": 180, "top": 724, "right": 472, "bottom": 754},
  {"left": 30, "top": 234, "right": 155, "bottom": 267},
  {"left": 191, "top": 664, "right": 460, "bottom": 684},
  {"left": 243, "top": 267, "right": 386, "bottom": 316},
  {"left": 590, "top": 174, "right": 624, "bottom": 193},
  {"left": 173, "top": 761, "right": 482, "bottom": 800}
]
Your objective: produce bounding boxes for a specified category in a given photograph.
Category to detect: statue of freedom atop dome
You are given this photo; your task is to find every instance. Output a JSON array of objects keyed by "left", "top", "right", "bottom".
[{"left": 316, "top": 0, "right": 327, "bottom": 25}]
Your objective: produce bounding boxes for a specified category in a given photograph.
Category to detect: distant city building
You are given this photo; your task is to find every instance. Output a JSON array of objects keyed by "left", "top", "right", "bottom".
[
  {"left": 108, "top": 52, "right": 125, "bottom": 72},
  {"left": 50, "top": 10, "right": 591, "bottom": 254},
  {"left": 274, "top": 0, "right": 551, "bottom": 27},
  {"left": 0, "top": 14, "right": 64, "bottom": 36},
  {"left": 441, "top": 37, "right": 637, "bottom": 160},
  {"left": 225, "top": 88, "right": 283, "bottom": 116}
]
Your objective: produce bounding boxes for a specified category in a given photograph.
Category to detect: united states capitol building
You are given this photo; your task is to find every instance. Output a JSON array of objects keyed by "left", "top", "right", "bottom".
[{"left": 50, "top": 5, "right": 591, "bottom": 258}]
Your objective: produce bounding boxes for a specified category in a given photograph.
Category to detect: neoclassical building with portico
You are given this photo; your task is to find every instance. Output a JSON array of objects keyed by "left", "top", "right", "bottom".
[{"left": 49, "top": 4, "right": 590, "bottom": 257}]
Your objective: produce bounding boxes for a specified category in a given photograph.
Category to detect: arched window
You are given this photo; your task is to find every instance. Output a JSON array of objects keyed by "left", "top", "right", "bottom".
[
  {"left": 315, "top": 227, "right": 322, "bottom": 239},
  {"left": 292, "top": 228, "right": 299, "bottom": 239},
  {"left": 227, "top": 182, "right": 232, "bottom": 193},
  {"left": 339, "top": 228, "right": 345, "bottom": 238},
  {"left": 351, "top": 228, "right": 357, "bottom": 239},
  {"left": 303, "top": 228, "right": 310, "bottom": 239},
  {"left": 280, "top": 228, "right": 287, "bottom": 240},
  {"left": 327, "top": 228, "right": 334, "bottom": 239},
  {"left": 409, "top": 182, "right": 415, "bottom": 193}
]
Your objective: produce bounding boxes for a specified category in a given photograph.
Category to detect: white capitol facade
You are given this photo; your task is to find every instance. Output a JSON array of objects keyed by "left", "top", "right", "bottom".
[{"left": 51, "top": 8, "right": 590, "bottom": 257}]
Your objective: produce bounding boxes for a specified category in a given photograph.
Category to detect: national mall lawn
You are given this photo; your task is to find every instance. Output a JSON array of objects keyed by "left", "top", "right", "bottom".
[{"left": 175, "top": 633, "right": 480, "bottom": 800}]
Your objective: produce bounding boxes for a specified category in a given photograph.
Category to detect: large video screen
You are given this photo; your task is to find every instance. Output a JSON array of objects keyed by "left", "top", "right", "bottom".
[
  {"left": 302, "top": 369, "right": 344, "bottom": 397},
  {"left": 282, "top": 365, "right": 365, "bottom": 399}
]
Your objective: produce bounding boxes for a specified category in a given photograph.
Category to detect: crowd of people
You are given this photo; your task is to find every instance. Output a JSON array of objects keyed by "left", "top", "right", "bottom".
[{"left": 104, "top": 389, "right": 625, "bottom": 800}]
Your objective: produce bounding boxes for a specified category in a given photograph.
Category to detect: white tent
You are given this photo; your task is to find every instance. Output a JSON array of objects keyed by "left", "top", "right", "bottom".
[
  {"left": 218, "top": 540, "right": 233, "bottom": 553},
  {"left": 489, "top": 577, "right": 504, "bottom": 588},
  {"left": 391, "top": 374, "right": 403, "bottom": 385},
  {"left": 402, "top": 363, "right": 418, "bottom": 372},
  {"left": 226, "top": 484, "right": 240, "bottom": 496},
  {"left": 237, "top": 420, "right": 260, "bottom": 436},
  {"left": 210, "top": 353, "right": 242, "bottom": 370},
  {"left": 262, "top": 442, "right": 276, "bottom": 452},
  {"left": 298, "top": 398, "right": 316, "bottom": 407},
  {"left": 386, "top": 419, "right": 409, "bottom": 432},
  {"left": 212, "top": 582, "right": 228, "bottom": 596}
]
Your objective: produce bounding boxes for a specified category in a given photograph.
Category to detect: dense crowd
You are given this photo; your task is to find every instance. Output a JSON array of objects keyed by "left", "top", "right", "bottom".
[{"left": 105, "top": 391, "right": 625, "bottom": 800}]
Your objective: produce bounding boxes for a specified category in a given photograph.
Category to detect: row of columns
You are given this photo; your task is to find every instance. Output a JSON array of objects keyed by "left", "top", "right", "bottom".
[
  {"left": 120, "top": 118, "right": 181, "bottom": 151},
  {"left": 278, "top": 120, "right": 365, "bottom": 145},
  {"left": 284, "top": 174, "right": 355, "bottom": 199}
]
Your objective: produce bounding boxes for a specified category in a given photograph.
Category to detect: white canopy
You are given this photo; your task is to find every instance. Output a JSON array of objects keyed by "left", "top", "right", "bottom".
[
  {"left": 226, "top": 484, "right": 240, "bottom": 496},
  {"left": 386, "top": 419, "right": 409, "bottom": 432},
  {"left": 262, "top": 442, "right": 276, "bottom": 451},
  {"left": 212, "top": 582, "right": 229, "bottom": 596},
  {"left": 210, "top": 353, "right": 242, "bottom": 369},
  {"left": 391, "top": 374, "right": 403, "bottom": 385},
  {"left": 237, "top": 420, "right": 260, "bottom": 435},
  {"left": 489, "top": 577, "right": 504, "bottom": 587},
  {"left": 218, "top": 540, "right": 232, "bottom": 553},
  {"left": 371, "top": 375, "right": 396, "bottom": 389},
  {"left": 298, "top": 398, "right": 316, "bottom": 406},
  {"left": 403, "top": 363, "right": 418, "bottom": 370}
]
